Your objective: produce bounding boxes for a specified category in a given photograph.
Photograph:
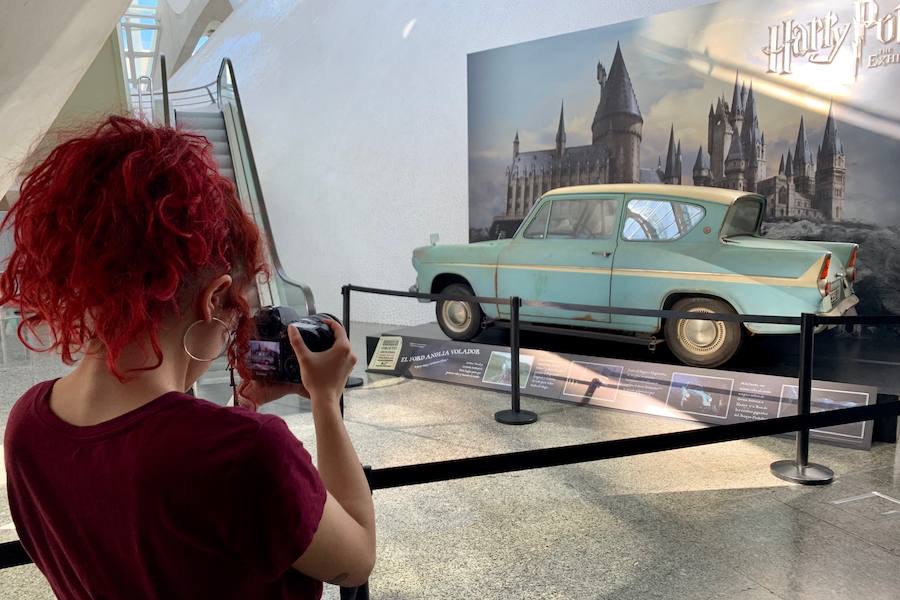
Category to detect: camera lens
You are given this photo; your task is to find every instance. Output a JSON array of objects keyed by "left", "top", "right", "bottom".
[{"left": 283, "top": 356, "right": 301, "bottom": 383}]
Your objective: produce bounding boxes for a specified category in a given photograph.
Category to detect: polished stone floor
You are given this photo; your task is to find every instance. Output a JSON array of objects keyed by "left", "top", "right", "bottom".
[{"left": 2, "top": 322, "right": 900, "bottom": 599}]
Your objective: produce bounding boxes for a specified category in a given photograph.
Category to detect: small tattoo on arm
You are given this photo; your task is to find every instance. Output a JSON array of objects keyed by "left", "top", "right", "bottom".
[{"left": 327, "top": 573, "right": 349, "bottom": 585}]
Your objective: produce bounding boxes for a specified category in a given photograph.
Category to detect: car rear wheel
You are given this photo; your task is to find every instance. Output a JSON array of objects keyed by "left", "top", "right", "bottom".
[
  {"left": 436, "top": 283, "right": 483, "bottom": 341},
  {"left": 665, "top": 297, "right": 742, "bottom": 368}
]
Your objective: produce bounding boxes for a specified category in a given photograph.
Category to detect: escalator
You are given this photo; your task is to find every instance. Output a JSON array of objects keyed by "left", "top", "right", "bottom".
[{"left": 153, "top": 57, "right": 317, "bottom": 404}]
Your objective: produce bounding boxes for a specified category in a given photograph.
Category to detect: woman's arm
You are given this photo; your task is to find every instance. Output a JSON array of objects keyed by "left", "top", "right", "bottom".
[{"left": 287, "top": 321, "right": 376, "bottom": 586}]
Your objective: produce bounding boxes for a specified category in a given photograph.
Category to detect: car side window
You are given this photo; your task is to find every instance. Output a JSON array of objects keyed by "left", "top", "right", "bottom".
[
  {"left": 622, "top": 198, "right": 705, "bottom": 241},
  {"left": 522, "top": 203, "right": 550, "bottom": 239},
  {"left": 547, "top": 199, "right": 619, "bottom": 240}
]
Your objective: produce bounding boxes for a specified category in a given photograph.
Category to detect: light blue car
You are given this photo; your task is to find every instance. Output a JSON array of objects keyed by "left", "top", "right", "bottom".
[{"left": 412, "top": 184, "right": 859, "bottom": 367}]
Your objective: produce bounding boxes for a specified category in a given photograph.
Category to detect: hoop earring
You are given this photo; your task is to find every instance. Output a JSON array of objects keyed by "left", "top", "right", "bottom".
[{"left": 183, "top": 317, "right": 232, "bottom": 362}]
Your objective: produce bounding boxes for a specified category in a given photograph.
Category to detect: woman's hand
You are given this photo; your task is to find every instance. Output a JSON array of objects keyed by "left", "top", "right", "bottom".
[
  {"left": 288, "top": 319, "right": 357, "bottom": 409},
  {"left": 237, "top": 379, "right": 309, "bottom": 409}
]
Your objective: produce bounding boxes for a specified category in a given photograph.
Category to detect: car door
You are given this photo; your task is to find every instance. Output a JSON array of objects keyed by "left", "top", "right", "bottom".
[{"left": 496, "top": 194, "right": 623, "bottom": 323}]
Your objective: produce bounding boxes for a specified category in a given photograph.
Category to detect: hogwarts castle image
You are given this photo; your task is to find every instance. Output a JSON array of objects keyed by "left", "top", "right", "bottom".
[
  {"left": 471, "top": 3, "right": 900, "bottom": 318},
  {"left": 689, "top": 73, "right": 846, "bottom": 221},
  {"left": 501, "top": 43, "right": 643, "bottom": 223},
  {"left": 500, "top": 49, "right": 847, "bottom": 232}
]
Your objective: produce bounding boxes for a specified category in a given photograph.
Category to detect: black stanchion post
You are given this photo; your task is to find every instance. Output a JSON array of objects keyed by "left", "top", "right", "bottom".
[
  {"left": 342, "top": 285, "right": 364, "bottom": 390},
  {"left": 342, "top": 285, "right": 351, "bottom": 337},
  {"left": 495, "top": 297, "right": 538, "bottom": 425},
  {"left": 771, "top": 312, "right": 834, "bottom": 485}
]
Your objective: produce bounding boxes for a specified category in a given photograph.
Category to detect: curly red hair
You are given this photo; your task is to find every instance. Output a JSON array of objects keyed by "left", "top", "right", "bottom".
[{"left": 0, "top": 116, "right": 267, "bottom": 380}]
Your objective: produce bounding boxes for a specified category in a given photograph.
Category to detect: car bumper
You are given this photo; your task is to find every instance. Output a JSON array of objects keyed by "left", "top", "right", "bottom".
[
  {"left": 815, "top": 294, "right": 859, "bottom": 332},
  {"left": 820, "top": 294, "right": 859, "bottom": 318}
]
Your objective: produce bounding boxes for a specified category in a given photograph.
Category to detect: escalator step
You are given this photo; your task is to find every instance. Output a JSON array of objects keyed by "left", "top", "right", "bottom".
[
  {"left": 187, "top": 128, "right": 227, "bottom": 142},
  {"left": 213, "top": 153, "right": 233, "bottom": 169}
]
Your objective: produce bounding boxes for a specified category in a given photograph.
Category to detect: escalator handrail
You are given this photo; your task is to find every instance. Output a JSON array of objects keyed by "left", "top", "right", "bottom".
[
  {"left": 160, "top": 55, "right": 170, "bottom": 127},
  {"left": 215, "top": 58, "right": 316, "bottom": 315}
]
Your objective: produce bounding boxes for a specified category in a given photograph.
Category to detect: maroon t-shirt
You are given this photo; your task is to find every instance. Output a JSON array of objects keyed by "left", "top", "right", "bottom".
[{"left": 4, "top": 379, "right": 327, "bottom": 599}]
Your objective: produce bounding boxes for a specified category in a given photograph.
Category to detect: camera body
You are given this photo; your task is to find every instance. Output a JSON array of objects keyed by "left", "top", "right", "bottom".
[{"left": 249, "top": 306, "right": 338, "bottom": 383}]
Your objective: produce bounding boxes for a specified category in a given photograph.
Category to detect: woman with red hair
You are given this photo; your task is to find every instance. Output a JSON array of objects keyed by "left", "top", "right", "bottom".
[{"left": 1, "top": 116, "right": 375, "bottom": 598}]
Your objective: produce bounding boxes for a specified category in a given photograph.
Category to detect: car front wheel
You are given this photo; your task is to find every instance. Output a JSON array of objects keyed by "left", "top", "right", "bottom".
[
  {"left": 436, "top": 283, "right": 484, "bottom": 341},
  {"left": 665, "top": 297, "right": 742, "bottom": 368}
]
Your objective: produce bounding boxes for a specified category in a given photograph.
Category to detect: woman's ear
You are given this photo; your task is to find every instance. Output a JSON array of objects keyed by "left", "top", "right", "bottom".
[{"left": 197, "top": 274, "right": 233, "bottom": 321}]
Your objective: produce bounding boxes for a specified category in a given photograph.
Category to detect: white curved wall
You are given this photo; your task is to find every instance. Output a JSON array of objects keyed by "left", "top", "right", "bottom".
[
  {"left": 0, "top": 0, "right": 130, "bottom": 196},
  {"left": 171, "top": 0, "right": 711, "bottom": 325}
]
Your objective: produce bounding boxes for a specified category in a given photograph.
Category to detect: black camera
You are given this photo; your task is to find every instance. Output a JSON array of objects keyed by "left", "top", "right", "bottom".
[{"left": 248, "top": 305, "right": 339, "bottom": 383}]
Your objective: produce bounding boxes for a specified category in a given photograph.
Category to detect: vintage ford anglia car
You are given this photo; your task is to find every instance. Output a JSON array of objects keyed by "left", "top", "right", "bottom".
[{"left": 412, "top": 184, "right": 859, "bottom": 367}]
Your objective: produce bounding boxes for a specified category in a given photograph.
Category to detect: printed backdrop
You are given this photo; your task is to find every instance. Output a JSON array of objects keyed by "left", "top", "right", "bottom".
[{"left": 467, "top": 0, "right": 900, "bottom": 316}]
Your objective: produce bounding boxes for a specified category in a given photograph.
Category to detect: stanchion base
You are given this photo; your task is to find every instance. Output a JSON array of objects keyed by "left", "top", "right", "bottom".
[
  {"left": 345, "top": 376, "right": 364, "bottom": 389},
  {"left": 495, "top": 409, "right": 538, "bottom": 425},
  {"left": 770, "top": 460, "right": 834, "bottom": 485}
]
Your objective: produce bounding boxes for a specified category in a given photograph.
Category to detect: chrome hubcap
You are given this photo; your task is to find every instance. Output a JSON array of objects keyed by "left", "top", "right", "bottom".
[
  {"left": 677, "top": 308, "right": 726, "bottom": 356},
  {"left": 442, "top": 300, "right": 472, "bottom": 333}
]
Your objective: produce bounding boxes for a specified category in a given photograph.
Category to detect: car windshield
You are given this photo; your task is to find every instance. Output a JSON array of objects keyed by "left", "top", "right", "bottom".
[{"left": 721, "top": 197, "right": 763, "bottom": 238}]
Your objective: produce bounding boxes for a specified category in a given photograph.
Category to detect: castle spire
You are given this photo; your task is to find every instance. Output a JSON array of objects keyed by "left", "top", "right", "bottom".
[
  {"left": 676, "top": 139, "right": 683, "bottom": 183},
  {"left": 693, "top": 145, "right": 710, "bottom": 172},
  {"left": 731, "top": 70, "right": 743, "bottom": 115},
  {"left": 513, "top": 129, "right": 519, "bottom": 158},
  {"left": 778, "top": 154, "right": 785, "bottom": 174},
  {"left": 555, "top": 101, "right": 566, "bottom": 155},
  {"left": 664, "top": 125, "right": 677, "bottom": 181},
  {"left": 693, "top": 145, "right": 711, "bottom": 186},
  {"left": 716, "top": 96, "right": 726, "bottom": 117},
  {"left": 745, "top": 82, "right": 756, "bottom": 120},
  {"left": 818, "top": 101, "right": 844, "bottom": 159},
  {"left": 595, "top": 42, "right": 642, "bottom": 122},
  {"left": 794, "top": 116, "right": 814, "bottom": 168},
  {"left": 785, "top": 149, "right": 793, "bottom": 177}
]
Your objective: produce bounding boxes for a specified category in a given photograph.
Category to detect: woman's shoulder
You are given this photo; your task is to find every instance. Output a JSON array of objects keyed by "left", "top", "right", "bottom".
[
  {"left": 4, "top": 380, "right": 53, "bottom": 444},
  {"left": 161, "top": 392, "right": 298, "bottom": 449}
]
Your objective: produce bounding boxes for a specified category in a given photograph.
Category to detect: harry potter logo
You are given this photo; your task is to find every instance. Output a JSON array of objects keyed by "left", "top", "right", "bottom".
[{"left": 763, "top": 1, "right": 900, "bottom": 78}]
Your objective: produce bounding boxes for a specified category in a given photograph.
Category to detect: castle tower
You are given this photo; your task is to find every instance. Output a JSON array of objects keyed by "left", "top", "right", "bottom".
[
  {"left": 592, "top": 42, "right": 643, "bottom": 183},
  {"left": 555, "top": 101, "right": 566, "bottom": 158},
  {"left": 709, "top": 96, "right": 733, "bottom": 185},
  {"left": 792, "top": 117, "right": 816, "bottom": 195},
  {"left": 815, "top": 103, "right": 846, "bottom": 221},
  {"left": 693, "top": 146, "right": 711, "bottom": 186},
  {"left": 662, "top": 125, "right": 680, "bottom": 184},
  {"left": 730, "top": 72, "right": 745, "bottom": 135},
  {"left": 741, "top": 84, "right": 766, "bottom": 190},
  {"left": 724, "top": 131, "right": 746, "bottom": 191}
]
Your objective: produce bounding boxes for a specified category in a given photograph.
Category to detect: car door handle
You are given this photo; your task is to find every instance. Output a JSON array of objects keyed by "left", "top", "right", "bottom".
[{"left": 592, "top": 251, "right": 612, "bottom": 257}]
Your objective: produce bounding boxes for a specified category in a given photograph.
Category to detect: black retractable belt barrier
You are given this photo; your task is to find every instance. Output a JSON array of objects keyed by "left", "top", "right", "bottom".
[
  {"left": 0, "top": 540, "right": 30, "bottom": 569},
  {"left": 363, "top": 401, "right": 900, "bottom": 490},
  {"left": 3, "top": 402, "right": 898, "bottom": 571}
]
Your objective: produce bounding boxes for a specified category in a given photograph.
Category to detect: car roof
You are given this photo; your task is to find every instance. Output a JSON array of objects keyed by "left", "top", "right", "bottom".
[{"left": 543, "top": 184, "right": 759, "bottom": 206}]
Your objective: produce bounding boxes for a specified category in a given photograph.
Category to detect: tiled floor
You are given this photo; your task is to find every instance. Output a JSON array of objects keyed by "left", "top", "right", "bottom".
[{"left": 2, "top": 322, "right": 900, "bottom": 599}]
